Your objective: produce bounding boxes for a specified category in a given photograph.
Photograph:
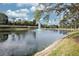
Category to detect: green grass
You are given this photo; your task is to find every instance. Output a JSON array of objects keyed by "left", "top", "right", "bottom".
[
  {"left": 49, "top": 31, "right": 79, "bottom": 56},
  {"left": 0, "top": 27, "right": 34, "bottom": 31}
]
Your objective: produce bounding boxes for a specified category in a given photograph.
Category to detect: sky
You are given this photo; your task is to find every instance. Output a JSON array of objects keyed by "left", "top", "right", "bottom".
[{"left": 0, "top": 3, "right": 61, "bottom": 25}]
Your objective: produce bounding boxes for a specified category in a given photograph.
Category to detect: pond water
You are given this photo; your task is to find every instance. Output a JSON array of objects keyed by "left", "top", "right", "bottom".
[{"left": 0, "top": 29, "right": 70, "bottom": 56}]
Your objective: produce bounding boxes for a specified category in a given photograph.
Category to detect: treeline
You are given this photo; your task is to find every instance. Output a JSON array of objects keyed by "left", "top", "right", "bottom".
[
  {"left": 0, "top": 12, "right": 37, "bottom": 26},
  {"left": 8, "top": 20, "right": 37, "bottom": 26},
  {"left": 8, "top": 20, "right": 59, "bottom": 28},
  {"left": 0, "top": 12, "right": 59, "bottom": 28},
  {"left": 41, "top": 24, "right": 58, "bottom": 28},
  {"left": 59, "top": 19, "right": 79, "bottom": 29}
]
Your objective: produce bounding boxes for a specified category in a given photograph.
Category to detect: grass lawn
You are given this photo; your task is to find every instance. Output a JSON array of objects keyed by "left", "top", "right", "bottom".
[{"left": 49, "top": 31, "right": 79, "bottom": 56}]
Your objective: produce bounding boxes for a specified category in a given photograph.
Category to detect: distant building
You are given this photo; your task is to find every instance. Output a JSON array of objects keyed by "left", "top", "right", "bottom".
[{"left": 0, "top": 13, "right": 8, "bottom": 25}]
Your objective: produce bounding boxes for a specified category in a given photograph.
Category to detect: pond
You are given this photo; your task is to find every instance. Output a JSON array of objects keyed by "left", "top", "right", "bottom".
[{"left": 0, "top": 29, "right": 70, "bottom": 56}]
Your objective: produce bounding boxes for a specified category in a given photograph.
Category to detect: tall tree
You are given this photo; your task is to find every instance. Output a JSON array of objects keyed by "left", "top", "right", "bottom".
[
  {"left": 35, "top": 3, "right": 79, "bottom": 28},
  {"left": 34, "top": 9, "right": 41, "bottom": 24}
]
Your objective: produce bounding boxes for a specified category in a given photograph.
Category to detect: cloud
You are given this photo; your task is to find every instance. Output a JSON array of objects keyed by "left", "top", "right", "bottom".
[
  {"left": 30, "top": 4, "right": 45, "bottom": 11},
  {"left": 15, "top": 17, "right": 28, "bottom": 21},
  {"left": 6, "top": 8, "right": 29, "bottom": 18},
  {"left": 6, "top": 8, "right": 29, "bottom": 21},
  {"left": 24, "top": 17, "right": 28, "bottom": 20},
  {"left": 16, "top": 3, "right": 38, "bottom": 12},
  {"left": 30, "top": 6, "right": 36, "bottom": 12}
]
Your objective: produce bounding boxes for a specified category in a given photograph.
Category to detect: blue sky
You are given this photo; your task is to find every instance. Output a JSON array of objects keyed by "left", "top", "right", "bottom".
[{"left": 0, "top": 3, "right": 61, "bottom": 25}]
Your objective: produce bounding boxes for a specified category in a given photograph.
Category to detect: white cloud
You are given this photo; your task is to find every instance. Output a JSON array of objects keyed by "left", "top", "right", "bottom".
[
  {"left": 30, "top": 6, "right": 36, "bottom": 12},
  {"left": 6, "top": 8, "right": 29, "bottom": 18},
  {"left": 24, "top": 17, "right": 28, "bottom": 20},
  {"left": 16, "top": 3, "right": 39, "bottom": 12},
  {"left": 15, "top": 17, "right": 28, "bottom": 21},
  {"left": 16, "top": 9, "right": 29, "bottom": 13},
  {"left": 6, "top": 8, "right": 30, "bottom": 21}
]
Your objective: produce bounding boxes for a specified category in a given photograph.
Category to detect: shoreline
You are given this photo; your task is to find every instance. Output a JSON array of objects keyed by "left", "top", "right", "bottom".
[
  {"left": 34, "top": 31, "right": 77, "bottom": 56},
  {"left": 34, "top": 35, "right": 67, "bottom": 56}
]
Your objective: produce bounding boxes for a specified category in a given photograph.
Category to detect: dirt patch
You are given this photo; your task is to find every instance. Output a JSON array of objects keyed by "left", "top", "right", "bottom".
[{"left": 74, "top": 36, "right": 79, "bottom": 43}]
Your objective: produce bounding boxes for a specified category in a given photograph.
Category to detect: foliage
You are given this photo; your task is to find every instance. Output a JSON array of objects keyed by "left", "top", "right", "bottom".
[
  {"left": 34, "top": 9, "right": 41, "bottom": 24},
  {"left": 41, "top": 24, "right": 58, "bottom": 28},
  {"left": 35, "top": 3, "right": 79, "bottom": 28},
  {"left": 0, "top": 12, "right": 8, "bottom": 24}
]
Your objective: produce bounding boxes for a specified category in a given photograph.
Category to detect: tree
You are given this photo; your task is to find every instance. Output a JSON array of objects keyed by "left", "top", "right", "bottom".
[
  {"left": 34, "top": 9, "right": 41, "bottom": 24},
  {"left": 33, "top": 19, "right": 37, "bottom": 26},
  {"left": 36, "top": 3, "right": 79, "bottom": 28},
  {"left": 0, "top": 13, "right": 8, "bottom": 24}
]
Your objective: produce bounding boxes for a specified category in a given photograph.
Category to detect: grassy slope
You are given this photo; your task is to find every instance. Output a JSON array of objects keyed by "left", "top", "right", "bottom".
[{"left": 49, "top": 32, "right": 79, "bottom": 56}]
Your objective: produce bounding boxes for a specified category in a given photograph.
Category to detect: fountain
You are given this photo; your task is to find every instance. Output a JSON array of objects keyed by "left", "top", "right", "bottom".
[
  {"left": 36, "top": 20, "right": 41, "bottom": 31},
  {"left": 33, "top": 20, "right": 41, "bottom": 32},
  {"left": 34, "top": 13, "right": 47, "bottom": 32},
  {"left": 38, "top": 22, "right": 41, "bottom": 30}
]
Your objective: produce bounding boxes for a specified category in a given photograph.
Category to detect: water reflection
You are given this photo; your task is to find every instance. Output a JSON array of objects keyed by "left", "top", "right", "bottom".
[
  {"left": 0, "top": 30, "right": 69, "bottom": 56},
  {"left": 59, "top": 30, "right": 72, "bottom": 35},
  {"left": 59, "top": 30, "right": 68, "bottom": 34},
  {"left": 0, "top": 33, "right": 8, "bottom": 42}
]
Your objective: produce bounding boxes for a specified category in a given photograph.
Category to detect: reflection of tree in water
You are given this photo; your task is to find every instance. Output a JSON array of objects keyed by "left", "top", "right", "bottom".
[
  {"left": 33, "top": 31, "right": 36, "bottom": 39},
  {"left": 7, "top": 31, "right": 39, "bottom": 56},
  {"left": 32, "top": 31, "right": 38, "bottom": 54},
  {"left": 0, "top": 33, "right": 8, "bottom": 42},
  {"left": 14, "top": 31, "right": 28, "bottom": 40},
  {"left": 11, "top": 33, "right": 16, "bottom": 41},
  {"left": 53, "top": 30, "right": 58, "bottom": 32},
  {"left": 59, "top": 30, "right": 68, "bottom": 35},
  {"left": 27, "top": 31, "right": 39, "bottom": 56}
]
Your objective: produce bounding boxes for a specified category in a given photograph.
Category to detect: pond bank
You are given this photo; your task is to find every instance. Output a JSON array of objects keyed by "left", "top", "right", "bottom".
[
  {"left": 0, "top": 28, "right": 36, "bottom": 31},
  {"left": 34, "top": 31, "right": 79, "bottom": 56}
]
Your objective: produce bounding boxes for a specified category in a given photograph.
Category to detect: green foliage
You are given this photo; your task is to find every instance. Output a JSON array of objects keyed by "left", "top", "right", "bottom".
[
  {"left": 37, "top": 3, "right": 79, "bottom": 28},
  {"left": 59, "top": 18, "right": 79, "bottom": 28},
  {"left": 41, "top": 24, "right": 58, "bottom": 28},
  {"left": 0, "top": 12, "right": 8, "bottom": 24},
  {"left": 13, "top": 20, "right": 37, "bottom": 26},
  {"left": 34, "top": 9, "right": 41, "bottom": 23},
  {"left": 0, "top": 34, "right": 8, "bottom": 42}
]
